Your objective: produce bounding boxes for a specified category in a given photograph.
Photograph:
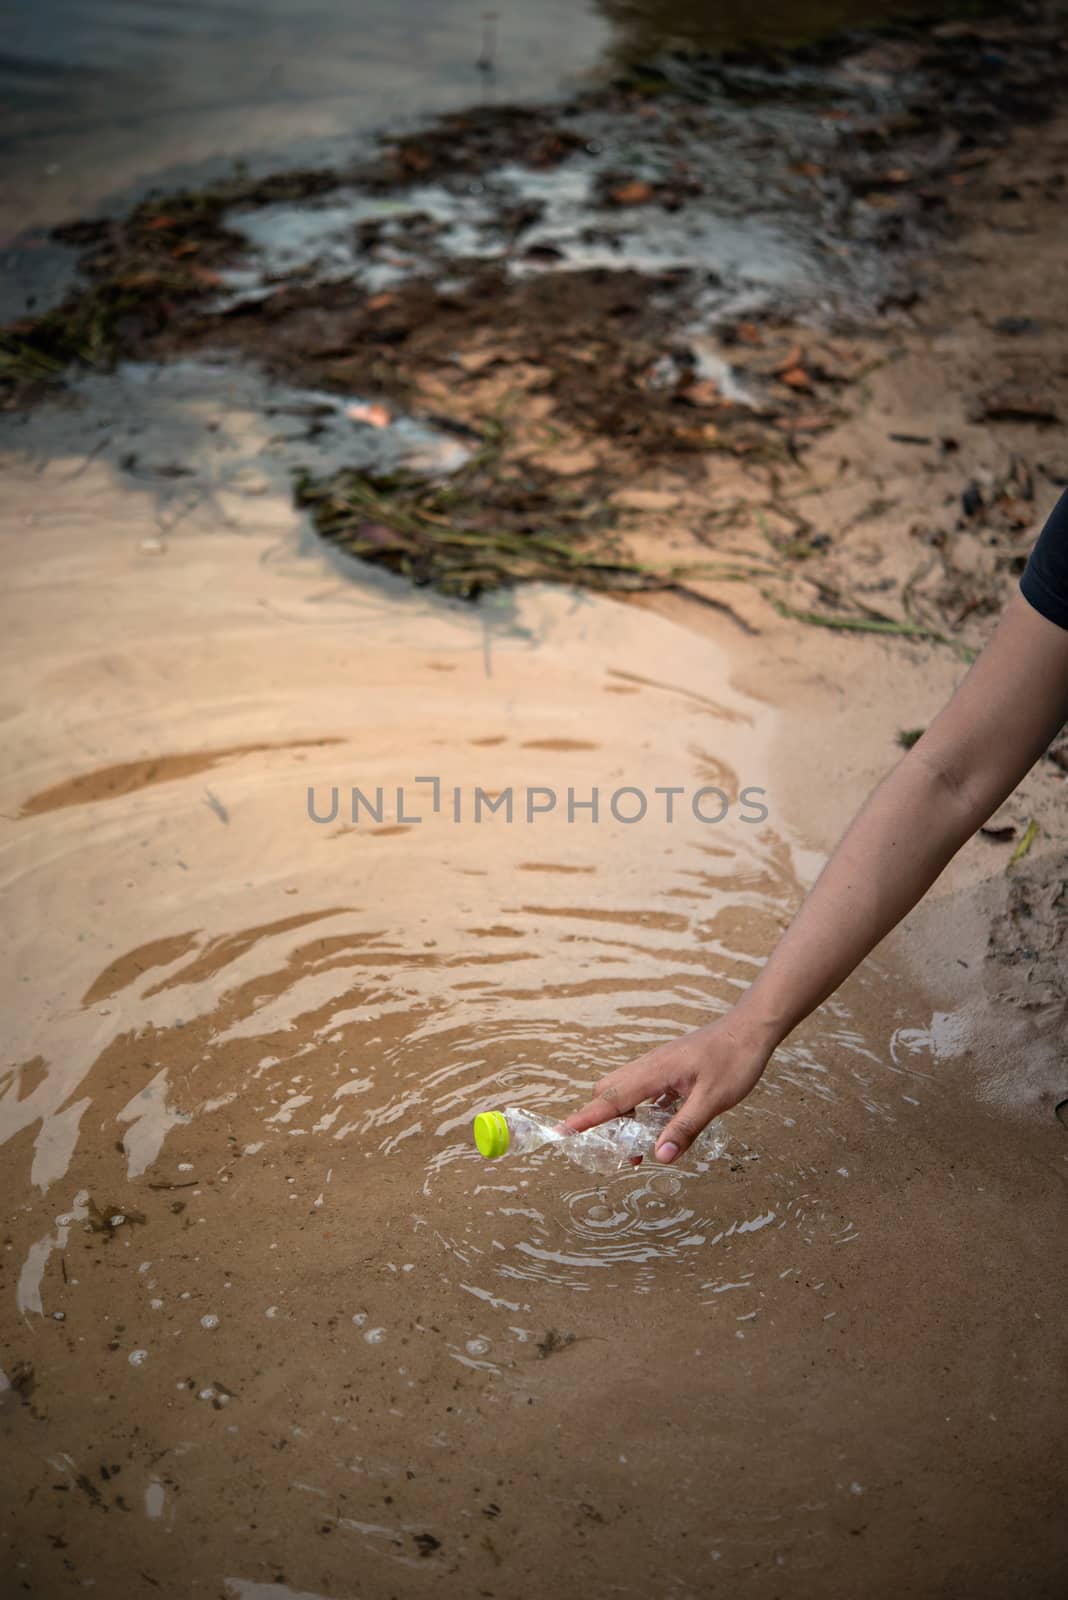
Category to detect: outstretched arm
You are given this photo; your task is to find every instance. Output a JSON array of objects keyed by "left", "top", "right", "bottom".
[{"left": 564, "top": 590, "right": 1068, "bottom": 1162}]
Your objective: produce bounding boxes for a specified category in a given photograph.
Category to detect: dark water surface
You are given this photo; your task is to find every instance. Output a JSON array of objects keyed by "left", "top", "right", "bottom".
[{"left": 1, "top": 0, "right": 997, "bottom": 232}]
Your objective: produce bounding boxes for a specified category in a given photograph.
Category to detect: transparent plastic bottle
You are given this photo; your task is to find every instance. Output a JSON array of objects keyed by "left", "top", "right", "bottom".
[{"left": 472, "top": 1103, "right": 728, "bottom": 1175}]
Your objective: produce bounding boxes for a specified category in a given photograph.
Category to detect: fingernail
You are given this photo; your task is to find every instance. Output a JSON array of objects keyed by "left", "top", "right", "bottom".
[{"left": 656, "top": 1141, "right": 679, "bottom": 1163}]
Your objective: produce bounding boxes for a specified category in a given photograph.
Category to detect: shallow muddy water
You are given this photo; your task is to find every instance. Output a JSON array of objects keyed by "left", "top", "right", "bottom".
[{"left": 1, "top": 366, "right": 1066, "bottom": 1598}]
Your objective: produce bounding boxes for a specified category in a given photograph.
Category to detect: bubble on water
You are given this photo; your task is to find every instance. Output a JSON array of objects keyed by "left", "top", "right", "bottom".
[
  {"left": 465, "top": 1337, "right": 491, "bottom": 1357},
  {"left": 128, "top": 1349, "right": 148, "bottom": 1366},
  {"left": 200, "top": 1313, "right": 219, "bottom": 1330},
  {"left": 178, "top": 1163, "right": 194, "bottom": 1173},
  {"left": 351, "top": 1312, "right": 367, "bottom": 1326},
  {"left": 266, "top": 1306, "right": 280, "bottom": 1319},
  {"left": 199, "top": 1386, "right": 215, "bottom": 1400},
  {"left": 363, "top": 1327, "right": 386, "bottom": 1344},
  {"left": 150, "top": 1299, "right": 164, "bottom": 1311}
]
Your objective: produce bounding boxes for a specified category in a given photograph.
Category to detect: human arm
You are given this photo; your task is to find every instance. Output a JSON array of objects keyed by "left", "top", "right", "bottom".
[{"left": 564, "top": 590, "right": 1068, "bottom": 1162}]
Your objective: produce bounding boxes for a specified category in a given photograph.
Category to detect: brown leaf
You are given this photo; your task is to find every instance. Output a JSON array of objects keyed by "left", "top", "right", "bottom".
[
  {"left": 780, "top": 365, "right": 812, "bottom": 390},
  {"left": 347, "top": 402, "right": 391, "bottom": 428},
  {"left": 189, "top": 264, "right": 223, "bottom": 287},
  {"left": 396, "top": 145, "right": 431, "bottom": 173},
  {"left": 145, "top": 214, "right": 177, "bottom": 231},
  {"left": 367, "top": 292, "right": 394, "bottom": 312},
  {"left": 610, "top": 180, "right": 654, "bottom": 206},
  {"left": 996, "top": 496, "right": 1034, "bottom": 528},
  {"left": 683, "top": 379, "right": 721, "bottom": 407}
]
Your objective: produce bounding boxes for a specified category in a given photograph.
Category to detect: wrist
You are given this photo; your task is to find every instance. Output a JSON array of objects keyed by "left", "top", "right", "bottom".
[{"left": 714, "top": 995, "right": 788, "bottom": 1057}]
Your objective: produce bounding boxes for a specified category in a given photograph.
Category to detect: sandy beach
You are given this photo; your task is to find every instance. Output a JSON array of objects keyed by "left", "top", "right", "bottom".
[{"left": 2, "top": 5, "right": 1066, "bottom": 1597}]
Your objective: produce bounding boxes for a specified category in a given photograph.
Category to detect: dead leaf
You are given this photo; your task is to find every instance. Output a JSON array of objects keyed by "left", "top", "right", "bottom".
[
  {"left": 610, "top": 180, "right": 654, "bottom": 205},
  {"left": 145, "top": 215, "right": 177, "bottom": 231},
  {"left": 189, "top": 265, "right": 222, "bottom": 287},
  {"left": 683, "top": 379, "right": 721, "bottom": 406},
  {"left": 367, "top": 292, "right": 394, "bottom": 312},
  {"left": 347, "top": 402, "right": 391, "bottom": 428},
  {"left": 453, "top": 348, "right": 498, "bottom": 374},
  {"left": 996, "top": 496, "right": 1034, "bottom": 528},
  {"left": 780, "top": 366, "right": 812, "bottom": 390}
]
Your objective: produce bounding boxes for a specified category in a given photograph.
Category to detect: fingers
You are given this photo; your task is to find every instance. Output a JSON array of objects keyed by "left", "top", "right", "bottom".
[
  {"left": 653, "top": 1086, "right": 723, "bottom": 1165},
  {"left": 562, "top": 1067, "right": 661, "bottom": 1133}
]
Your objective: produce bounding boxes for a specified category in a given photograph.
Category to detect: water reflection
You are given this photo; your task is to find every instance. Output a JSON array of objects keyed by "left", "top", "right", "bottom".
[
  {"left": 595, "top": 0, "right": 997, "bottom": 59},
  {"left": 4, "top": 808, "right": 934, "bottom": 1326}
]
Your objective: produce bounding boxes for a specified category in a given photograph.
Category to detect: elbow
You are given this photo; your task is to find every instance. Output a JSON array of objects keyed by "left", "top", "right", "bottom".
[
  {"left": 911, "top": 742, "right": 968, "bottom": 800},
  {"left": 909, "top": 742, "right": 999, "bottom": 835}
]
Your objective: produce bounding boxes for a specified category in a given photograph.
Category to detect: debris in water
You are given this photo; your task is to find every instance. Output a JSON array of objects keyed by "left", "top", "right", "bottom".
[{"left": 535, "top": 1328, "right": 577, "bottom": 1359}]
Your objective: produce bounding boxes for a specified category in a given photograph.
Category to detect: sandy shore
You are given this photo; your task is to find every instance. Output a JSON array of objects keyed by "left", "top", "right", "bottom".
[{"left": 2, "top": 14, "right": 1067, "bottom": 1600}]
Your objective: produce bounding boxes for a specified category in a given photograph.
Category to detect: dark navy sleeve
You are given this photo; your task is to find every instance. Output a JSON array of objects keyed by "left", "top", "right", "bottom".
[{"left": 1020, "top": 487, "right": 1068, "bottom": 631}]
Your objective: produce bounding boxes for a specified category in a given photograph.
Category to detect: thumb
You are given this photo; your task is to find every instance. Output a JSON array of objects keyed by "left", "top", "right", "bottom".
[{"left": 653, "top": 1089, "right": 719, "bottom": 1165}]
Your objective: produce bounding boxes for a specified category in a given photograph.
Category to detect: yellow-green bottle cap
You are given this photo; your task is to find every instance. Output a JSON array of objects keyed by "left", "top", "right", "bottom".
[{"left": 473, "top": 1110, "right": 509, "bottom": 1158}]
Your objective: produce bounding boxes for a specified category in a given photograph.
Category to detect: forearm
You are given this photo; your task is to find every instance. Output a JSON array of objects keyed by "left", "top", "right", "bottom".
[
  {"left": 565, "top": 587, "right": 1068, "bottom": 1153},
  {"left": 726, "top": 591, "right": 1068, "bottom": 1056},
  {"left": 730, "top": 751, "right": 1003, "bottom": 1052}
]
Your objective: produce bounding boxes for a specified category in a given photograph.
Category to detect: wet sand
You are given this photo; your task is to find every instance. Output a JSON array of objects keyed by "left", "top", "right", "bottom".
[{"left": 3, "top": 9, "right": 1068, "bottom": 1600}]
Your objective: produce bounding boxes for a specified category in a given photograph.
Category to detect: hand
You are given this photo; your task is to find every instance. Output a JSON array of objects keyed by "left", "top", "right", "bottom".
[{"left": 562, "top": 1014, "right": 773, "bottom": 1163}]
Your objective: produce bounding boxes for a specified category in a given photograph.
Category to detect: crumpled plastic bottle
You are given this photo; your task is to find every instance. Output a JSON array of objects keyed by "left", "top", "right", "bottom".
[{"left": 472, "top": 1102, "right": 728, "bottom": 1175}]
